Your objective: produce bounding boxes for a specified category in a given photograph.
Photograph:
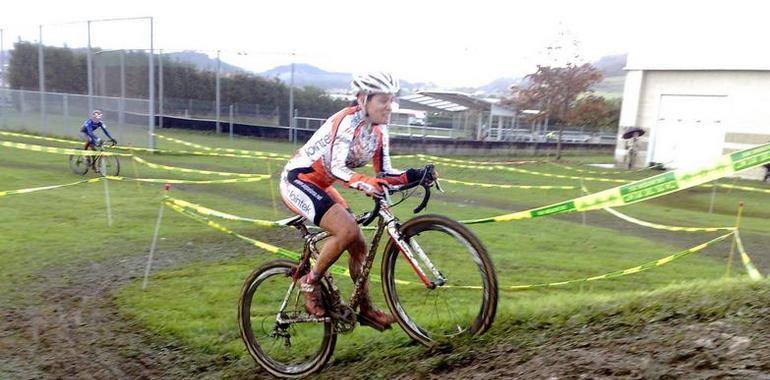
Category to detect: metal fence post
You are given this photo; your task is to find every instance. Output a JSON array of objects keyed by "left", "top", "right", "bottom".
[
  {"left": 38, "top": 25, "right": 47, "bottom": 132},
  {"left": 215, "top": 50, "right": 221, "bottom": 133},
  {"left": 159, "top": 49, "right": 164, "bottom": 131},
  {"left": 119, "top": 49, "right": 125, "bottom": 124},
  {"left": 148, "top": 17, "right": 155, "bottom": 149},
  {"left": 0, "top": 28, "right": 4, "bottom": 89},
  {"left": 87, "top": 20, "right": 93, "bottom": 114},
  {"left": 229, "top": 104, "right": 234, "bottom": 139}
]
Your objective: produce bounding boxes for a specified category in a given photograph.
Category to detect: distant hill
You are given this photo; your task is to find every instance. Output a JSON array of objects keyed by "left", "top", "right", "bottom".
[
  {"left": 260, "top": 63, "right": 351, "bottom": 90},
  {"left": 164, "top": 51, "right": 244, "bottom": 74},
  {"left": 259, "top": 64, "right": 435, "bottom": 91},
  {"left": 476, "top": 54, "right": 628, "bottom": 98},
  {"left": 593, "top": 54, "right": 627, "bottom": 77}
]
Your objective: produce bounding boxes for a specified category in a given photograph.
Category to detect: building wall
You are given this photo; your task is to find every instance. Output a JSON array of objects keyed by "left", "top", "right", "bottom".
[{"left": 616, "top": 70, "right": 770, "bottom": 179}]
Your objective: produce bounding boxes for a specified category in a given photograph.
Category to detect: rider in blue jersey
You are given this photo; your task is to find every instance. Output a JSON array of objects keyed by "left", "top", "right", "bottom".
[{"left": 80, "top": 110, "right": 117, "bottom": 149}]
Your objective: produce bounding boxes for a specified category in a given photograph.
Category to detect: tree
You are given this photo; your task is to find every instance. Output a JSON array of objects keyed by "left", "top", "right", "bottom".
[
  {"left": 566, "top": 95, "right": 620, "bottom": 133},
  {"left": 504, "top": 63, "right": 603, "bottom": 159},
  {"left": 7, "top": 42, "right": 347, "bottom": 127}
]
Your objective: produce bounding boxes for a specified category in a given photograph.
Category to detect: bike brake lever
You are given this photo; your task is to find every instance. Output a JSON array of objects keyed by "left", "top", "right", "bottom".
[
  {"left": 435, "top": 179, "right": 444, "bottom": 193},
  {"left": 413, "top": 184, "right": 431, "bottom": 214},
  {"left": 361, "top": 198, "right": 381, "bottom": 226}
]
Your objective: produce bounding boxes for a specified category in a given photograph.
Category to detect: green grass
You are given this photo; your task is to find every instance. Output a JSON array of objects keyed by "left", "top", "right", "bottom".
[{"left": 1, "top": 124, "right": 768, "bottom": 376}]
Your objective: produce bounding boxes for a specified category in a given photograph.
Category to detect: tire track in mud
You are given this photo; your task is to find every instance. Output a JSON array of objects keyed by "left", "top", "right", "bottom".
[{"left": 0, "top": 237, "right": 289, "bottom": 379}]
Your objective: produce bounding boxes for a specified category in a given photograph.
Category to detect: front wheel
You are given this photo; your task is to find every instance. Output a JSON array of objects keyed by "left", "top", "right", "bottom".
[
  {"left": 238, "top": 259, "right": 336, "bottom": 378},
  {"left": 95, "top": 155, "right": 120, "bottom": 176},
  {"left": 381, "top": 215, "right": 498, "bottom": 346}
]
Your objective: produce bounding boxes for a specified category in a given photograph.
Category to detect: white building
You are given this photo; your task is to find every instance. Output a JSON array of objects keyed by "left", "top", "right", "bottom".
[{"left": 616, "top": 49, "right": 770, "bottom": 180}]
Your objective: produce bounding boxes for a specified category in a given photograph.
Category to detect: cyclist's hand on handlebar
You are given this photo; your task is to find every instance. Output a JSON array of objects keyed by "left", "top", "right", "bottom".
[
  {"left": 406, "top": 165, "right": 438, "bottom": 187},
  {"left": 422, "top": 167, "right": 438, "bottom": 186},
  {"left": 350, "top": 174, "right": 389, "bottom": 197}
]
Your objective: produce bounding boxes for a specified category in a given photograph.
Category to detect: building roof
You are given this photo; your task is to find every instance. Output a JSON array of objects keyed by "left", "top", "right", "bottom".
[
  {"left": 625, "top": 46, "right": 770, "bottom": 71},
  {"left": 399, "top": 91, "right": 511, "bottom": 113}
]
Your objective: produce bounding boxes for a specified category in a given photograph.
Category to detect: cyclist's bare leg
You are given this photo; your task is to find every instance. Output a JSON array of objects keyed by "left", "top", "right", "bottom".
[
  {"left": 315, "top": 204, "right": 360, "bottom": 274},
  {"left": 304, "top": 204, "right": 393, "bottom": 326},
  {"left": 314, "top": 204, "right": 395, "bottom": 329},
  {"left": 298, "top": 204, "right": 360, "bottom": 317}
]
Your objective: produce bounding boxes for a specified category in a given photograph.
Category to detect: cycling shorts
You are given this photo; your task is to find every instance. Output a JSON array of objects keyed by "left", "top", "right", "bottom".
[{"left": 279, "top": 168, "right": 349, "bottom": 226}]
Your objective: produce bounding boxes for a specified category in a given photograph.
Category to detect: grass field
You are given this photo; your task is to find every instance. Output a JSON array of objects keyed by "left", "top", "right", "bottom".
[{"left": 1, "top": 125, "right": 768, "bottom": 377}]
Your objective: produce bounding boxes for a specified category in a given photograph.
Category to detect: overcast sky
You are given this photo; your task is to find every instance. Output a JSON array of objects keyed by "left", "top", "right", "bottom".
[{"left": 1, "top": 0, "right": 767, "bottom": 87}]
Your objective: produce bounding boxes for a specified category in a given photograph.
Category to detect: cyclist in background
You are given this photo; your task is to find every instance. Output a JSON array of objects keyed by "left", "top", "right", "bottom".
[
  {"left": 80, "top": 110, "right": 117, "bottom": 150},
  {"left": 278, "top": 72, "right": 436, "bottom": 330}
]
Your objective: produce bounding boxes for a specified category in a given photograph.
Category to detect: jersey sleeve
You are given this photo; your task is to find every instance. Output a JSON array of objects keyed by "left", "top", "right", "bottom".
[
  {"left": 328, "top": 116, "right": 358, "bottom": 183},
  {"left": 376, "top": 124, "right": 403, "bottom": 176},
  {"left": 99, "top": 123, "right": 114, "bottom": 140}
]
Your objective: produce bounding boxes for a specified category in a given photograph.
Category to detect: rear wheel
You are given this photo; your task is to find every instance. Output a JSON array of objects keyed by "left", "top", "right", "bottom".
[
  {"left": 239, "top": 259, "right": 336, "bottom": 378},
  {"left": 381, "top": 215, "right": 498, "bottom": 346},
  {"left": 68, "top": 154, "right": 90, "bottom": 175}
]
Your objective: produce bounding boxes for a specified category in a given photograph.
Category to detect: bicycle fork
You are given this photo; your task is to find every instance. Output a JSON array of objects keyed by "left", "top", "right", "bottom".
[{"left": 387, "top": 224, "right": 446, "bottom": 289}]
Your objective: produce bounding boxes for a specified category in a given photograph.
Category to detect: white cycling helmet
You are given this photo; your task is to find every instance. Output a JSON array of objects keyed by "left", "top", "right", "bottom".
[{"left": 351, "top": 72, "right": 400, "bottom": 95}]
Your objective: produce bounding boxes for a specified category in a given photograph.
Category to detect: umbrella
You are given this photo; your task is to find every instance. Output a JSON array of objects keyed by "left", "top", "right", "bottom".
[{"left": 622, "top": 127, "right": 645, "bottom": 140}]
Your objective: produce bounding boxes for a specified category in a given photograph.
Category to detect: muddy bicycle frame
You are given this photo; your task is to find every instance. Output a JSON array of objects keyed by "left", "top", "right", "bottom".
[{"left": 276, "top": 184, "right": 447, "bottom": 326}]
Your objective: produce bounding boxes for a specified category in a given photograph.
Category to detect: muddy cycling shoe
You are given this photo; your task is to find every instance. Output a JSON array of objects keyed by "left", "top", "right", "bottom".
[
  {"left": 299, "top": 274, "right": 326, "bottom": 318},
  {"left": 357, "top": 308, "right": 395, "bottom": 332}
]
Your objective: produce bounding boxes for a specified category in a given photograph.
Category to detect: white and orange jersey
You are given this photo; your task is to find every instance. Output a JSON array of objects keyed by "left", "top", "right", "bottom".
[{"left": 284, "top": 105, "right": 402, "bottom": 189}]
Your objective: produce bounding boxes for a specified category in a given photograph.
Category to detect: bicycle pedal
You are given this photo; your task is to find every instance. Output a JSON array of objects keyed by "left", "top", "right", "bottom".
[{"left": 356, "top": 313, "right": 391, "bottom": 332}]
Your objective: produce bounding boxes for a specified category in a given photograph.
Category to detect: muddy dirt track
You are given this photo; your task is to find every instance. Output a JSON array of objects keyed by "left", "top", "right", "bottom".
[
  {"left": 2, "top": 235, "right": 769, "bottom": 379},
  {"left": 2, "top": 184, "right": 769, "bottom": 379}
]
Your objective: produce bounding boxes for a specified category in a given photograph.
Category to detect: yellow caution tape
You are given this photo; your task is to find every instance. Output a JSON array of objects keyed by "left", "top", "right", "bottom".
[
  {"left": 578, "top": 182, "right": 734, "bottom": 232},
  {"left": 441, "top": 178, "right": 576, "bottom": 190},
  {"left": 400, "top": 154, "right": 539, "bottom": 166},
  {"left": 154, "top": 133, "right": 291, "bottom": 158},
  {"left": 415, "top": 154, "right": 628, "bottom": 183},
  {"left": 550, "top": 162, "right": 630, "bottom": 176},
  {"left": 0, "top": 178, "right": 103, "bottom": 197},
  {"left": 601, "top": 207, "right": 735, "bottom": 232},
  {"left": 0, "top": 140, "right": 132, "bottom": 156},
  {"left": 164, "top": 196, "right": 281, "bottom": 227},
  {"left": 0, "top": 130, "right": 169, "bottom": 153},
  {"left": 0, "top": 130, "right": 83, "bottom": 145},
  {"left": 461, "top": 143, "right": 770, "bottom": 224},
  {"left": 164, "top": 201, "right": 300, "bottom": 259},
  {"left": 106, "top": 176, "right": 269, "bottom": 184},
  {"left": 0, "top": 176, "right": 271, "bottom": 198},
  {"left": 164, "top": 200, "right": 353, "bottom": 277},
  {"left": 0, "top": 129, "right": 287, "bottom": 158},
  {"left": 734, "top": 231, "right": 763, "bottom": 280},
  {"left": 131, "top": 156, "right": 268, "bottom": 178},
  {"left": 437, "top": 232, "right": 735, "bottom": 290},
  {"left": 707, "top": 183, "right": 770, "bottom": 194}
]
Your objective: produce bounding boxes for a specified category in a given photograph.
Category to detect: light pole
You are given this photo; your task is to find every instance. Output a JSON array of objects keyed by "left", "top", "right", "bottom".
[
  {"left": 288, "top": 53, "right": 295, "bottom": 142},
  {"left": 84, "top": 16, "right": 154, "bottom": 148},
  {"left": 92, "top": 48, "right": 128, "bottom": 123}
]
